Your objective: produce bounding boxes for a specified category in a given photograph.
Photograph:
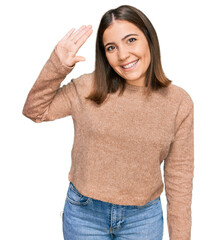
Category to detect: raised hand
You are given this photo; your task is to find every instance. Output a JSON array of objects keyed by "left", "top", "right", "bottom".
[{"left": 55, "top": 25, "right": 93, "bottom": 67}]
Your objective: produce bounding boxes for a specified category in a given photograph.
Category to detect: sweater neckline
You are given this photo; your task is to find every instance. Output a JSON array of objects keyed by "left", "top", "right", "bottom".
[{"left": 125, "top": 82, "right": 148, "bottom": 92}]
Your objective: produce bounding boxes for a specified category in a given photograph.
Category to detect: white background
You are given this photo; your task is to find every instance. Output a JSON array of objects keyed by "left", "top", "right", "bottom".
[{"left": 0, "top": 0, "right": 216, "bottom": 239}]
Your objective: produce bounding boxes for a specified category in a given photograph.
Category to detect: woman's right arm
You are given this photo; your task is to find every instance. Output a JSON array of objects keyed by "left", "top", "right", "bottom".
[{"left": 22, "top": 25, "right": 93, "bottom": 123}]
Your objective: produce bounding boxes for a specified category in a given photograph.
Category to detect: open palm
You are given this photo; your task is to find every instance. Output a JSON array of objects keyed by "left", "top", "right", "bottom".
[{"left": 55, "top": 25, "right": 93, "bottom": 67}]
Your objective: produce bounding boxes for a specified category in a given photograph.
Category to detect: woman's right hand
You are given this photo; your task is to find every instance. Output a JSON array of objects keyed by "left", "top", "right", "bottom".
[{"left": 55, "top": 25, "right": 93, "bottom": 68}]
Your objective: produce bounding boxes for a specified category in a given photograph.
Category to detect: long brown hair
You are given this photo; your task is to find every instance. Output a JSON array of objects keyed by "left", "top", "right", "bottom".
[{"left": 86, "top": 5, "right": 172, "bottom": 105}]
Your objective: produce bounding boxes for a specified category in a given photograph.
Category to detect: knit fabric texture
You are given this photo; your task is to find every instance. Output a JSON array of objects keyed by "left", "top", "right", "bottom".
[{"left": 22, "top": 48, "right": 194, "bottom": 240}]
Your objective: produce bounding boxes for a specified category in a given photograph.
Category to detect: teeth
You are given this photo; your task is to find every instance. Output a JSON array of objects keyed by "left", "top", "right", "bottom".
[{"left": 122, "top": 60, "right": 138, "bottom": 69}]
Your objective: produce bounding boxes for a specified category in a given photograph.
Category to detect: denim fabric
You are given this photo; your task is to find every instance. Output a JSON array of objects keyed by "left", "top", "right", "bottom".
[{"left": 62, "top": 181, "right": 163, "bottom": 240}]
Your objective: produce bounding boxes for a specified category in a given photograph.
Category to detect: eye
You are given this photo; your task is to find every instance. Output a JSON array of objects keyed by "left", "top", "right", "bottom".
[
  {"left": 106, "top": 46, "right": 115, "bottom": 52},
  {"left": 128, "top": 37, "right": 137, "bottom": 43}
]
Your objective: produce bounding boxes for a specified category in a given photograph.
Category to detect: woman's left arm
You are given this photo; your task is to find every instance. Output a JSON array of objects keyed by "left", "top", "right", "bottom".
[{"left": 164, "top": 93, "right": 194, "bottom": 240}]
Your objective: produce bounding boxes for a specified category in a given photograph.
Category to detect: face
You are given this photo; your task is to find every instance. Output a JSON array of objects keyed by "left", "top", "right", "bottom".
[{"left": 103, "top": 20, "right": 151, "bottom": 87}]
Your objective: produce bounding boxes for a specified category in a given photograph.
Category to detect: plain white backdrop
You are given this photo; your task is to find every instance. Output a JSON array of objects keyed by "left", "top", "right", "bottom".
[{"left": 0, "top": 0, "right": 216, "bottom": 239}]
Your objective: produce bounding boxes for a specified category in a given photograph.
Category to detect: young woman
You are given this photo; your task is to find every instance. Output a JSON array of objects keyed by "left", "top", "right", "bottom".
[{"left": 22, "top": 5, "right": 194, "bottom": 240}]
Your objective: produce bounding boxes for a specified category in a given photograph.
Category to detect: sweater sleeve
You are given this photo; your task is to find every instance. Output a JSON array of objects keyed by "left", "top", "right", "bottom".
[
  {"left": 164, "top": 93, "right": 194, "bottom": 240},
  {"left": 22, "top": 47, "right": 79, "bottom": 123}
]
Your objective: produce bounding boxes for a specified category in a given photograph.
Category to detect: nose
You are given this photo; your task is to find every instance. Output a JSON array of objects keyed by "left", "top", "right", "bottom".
[{"left": 118, "top": 46, "right": 130, "bottom": 61}]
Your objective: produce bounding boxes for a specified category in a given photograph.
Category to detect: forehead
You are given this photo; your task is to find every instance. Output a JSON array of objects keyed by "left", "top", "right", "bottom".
[{"left": 103, "top": 20, "right": 143, "bottom": 43}]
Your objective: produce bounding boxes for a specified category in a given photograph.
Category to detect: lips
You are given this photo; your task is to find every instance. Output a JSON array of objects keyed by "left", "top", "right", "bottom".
[{"left": 121, "top": 59, "right": 139, "bottom": 69}]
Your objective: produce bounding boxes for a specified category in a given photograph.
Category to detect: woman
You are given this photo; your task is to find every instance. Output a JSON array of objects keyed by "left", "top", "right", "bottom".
[{"left": 22, "top": 5, "right": 194, "bottom": 240}]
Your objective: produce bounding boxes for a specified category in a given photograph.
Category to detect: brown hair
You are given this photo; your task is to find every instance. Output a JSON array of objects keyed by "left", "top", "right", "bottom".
[{"left": 86, "top": 4, "right": 172, "bottom": 105}]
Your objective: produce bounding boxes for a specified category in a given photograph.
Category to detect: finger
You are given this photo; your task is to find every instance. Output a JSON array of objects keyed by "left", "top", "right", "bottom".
[
  {"left": 62, "top": 28, "right": 76, "bottom": 41},
  {"left": 71, "top": 25, "right": 92, "bottom": 43},
  {"left": 74, "top": 27, "right": 93, "bottom": 51},
  {"left": 68, "top": 25, "right": 86, "bottom": 41}
]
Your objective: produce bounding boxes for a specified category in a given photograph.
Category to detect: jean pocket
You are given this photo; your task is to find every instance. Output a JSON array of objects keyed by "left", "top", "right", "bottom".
[
  {"left": 66, "top": 182, "right": 90, "bottom": 206},
  {"left": 134, "top": 196, "right": 161, "bottom": 210}
]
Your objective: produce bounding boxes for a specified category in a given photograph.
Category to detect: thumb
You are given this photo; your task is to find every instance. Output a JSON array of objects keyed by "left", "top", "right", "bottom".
[{"left": 73, "top": 56, "right": 86, "bottom": 63}]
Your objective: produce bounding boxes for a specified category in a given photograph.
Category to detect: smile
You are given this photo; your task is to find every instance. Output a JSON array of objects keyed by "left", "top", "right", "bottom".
[{"left": 121, "top": 60, "right": 139, "bottom": 70}]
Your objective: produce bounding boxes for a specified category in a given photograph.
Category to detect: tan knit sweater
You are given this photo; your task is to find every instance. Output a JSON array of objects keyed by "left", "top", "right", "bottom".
[{"left": 22, "top": 48, "right": 194, "bottom": 240}]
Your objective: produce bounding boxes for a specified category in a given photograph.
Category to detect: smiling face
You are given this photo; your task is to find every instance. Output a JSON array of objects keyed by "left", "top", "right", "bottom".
[{"left": 103, "top": 20, "right": 151, "bottom": 87}]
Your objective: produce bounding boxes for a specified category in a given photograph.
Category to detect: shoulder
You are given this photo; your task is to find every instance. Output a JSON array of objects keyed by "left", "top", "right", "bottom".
[
  {"left": 70, "top": 71, "right": 95, "bottom": 95},
  {"left": 72, "top": 71, "right": 94, "bottom": 86},
  {"left": 161, "top": 82, "right": 194, "bottom": 107}
]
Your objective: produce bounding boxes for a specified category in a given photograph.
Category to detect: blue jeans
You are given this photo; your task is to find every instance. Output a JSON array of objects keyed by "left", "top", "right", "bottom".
[{"left": 62, "top": 181, "right": 164, "bottom": 240}]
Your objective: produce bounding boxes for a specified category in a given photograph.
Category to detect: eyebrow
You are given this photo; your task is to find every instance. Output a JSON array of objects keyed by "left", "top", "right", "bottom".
[{"left": 104, "top": 33, "right": 139, "bottom": 48}]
